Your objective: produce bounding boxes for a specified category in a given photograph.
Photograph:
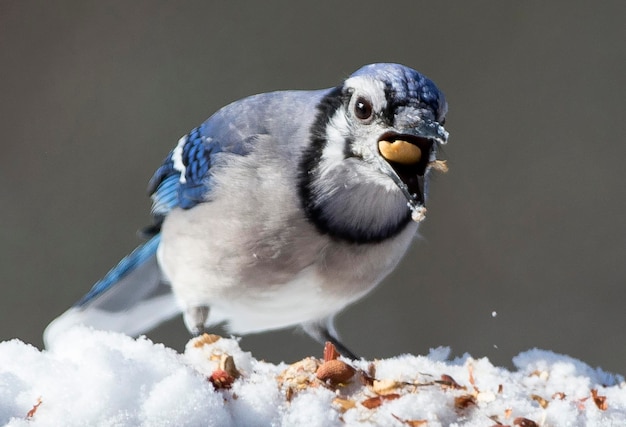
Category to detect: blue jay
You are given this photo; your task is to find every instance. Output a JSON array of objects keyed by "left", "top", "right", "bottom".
[{"left": 45, "top": 63, "right": 449, "bottom": 358}]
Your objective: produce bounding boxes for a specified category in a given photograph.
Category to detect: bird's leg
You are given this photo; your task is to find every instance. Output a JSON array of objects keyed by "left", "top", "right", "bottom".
[
  {"left": 184, "top": 305, "right": 210, "bottom": 336},
  {"left": 303, "top": 319, "right": 359, "bottom": 360}
]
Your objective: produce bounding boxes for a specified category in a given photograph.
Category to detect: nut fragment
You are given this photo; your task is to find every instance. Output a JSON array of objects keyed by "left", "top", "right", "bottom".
[
  {"left": 513, "top": 417, "right": 538, "bottom": 427},
  {"left": 278, "top": 357, "right": 320, "bottom": 397},
  {"left": 316, "top": 359, "right": 356, "bottom": 385},
  {"left": 530, "top": 394, "right": 549, "bottom": 408},
  {"left": 332, "top": 397, "right": 356, "bottom": 412},
  {"left": 192, "top": 333, "right": 222, "bottom": 348},
  {"left": 429, "top": 159, "right": 449, "bottom": 173},
  {"left": 454, "top": 394, "right": 477, "bottom": 409},
  {"left": 361, "top": 393, "right": 401, "bottom": 409},
  {"left": 371, "top": 379, "right": 401, "bottom": 395},
  {"left": 220, "top": 354, "right": 241, "bottom": 379},
  {"left": 529, "top": 370, "right": 549, "bottom": 381},
  {"left": 209, "top": 369, "right": 235, "bottom": 389},
  {"left": 378, "top": 140, "right": 422, "bottom": 165},
  {"left": 323, "top": 341, "right": 340, "bottom": 362},
  {"left": 591, "top": 389, "right": 608, "bottom": 411},
  {"left": 25, "top": 397, "right": 42, "bottom": 419},
  {"left": 437, "top": 374, "right": 464, "bottom": 390}
]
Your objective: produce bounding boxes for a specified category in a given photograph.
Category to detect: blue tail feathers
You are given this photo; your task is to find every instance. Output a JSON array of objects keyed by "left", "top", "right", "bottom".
[
  {"left": 45, "top": 233, "right": 180, "bottom": 346},
  {"left": 75, "top": 234, "right": 162, "bottom": 308}
]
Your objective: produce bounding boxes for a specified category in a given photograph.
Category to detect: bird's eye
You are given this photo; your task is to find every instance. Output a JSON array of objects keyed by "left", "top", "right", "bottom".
[{"left": 354, "top": 97, "right": 373, "bottom": 121}]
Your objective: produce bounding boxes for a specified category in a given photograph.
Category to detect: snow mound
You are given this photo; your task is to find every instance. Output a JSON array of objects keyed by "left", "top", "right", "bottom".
[{"left": 1, "top": 327, "right": 625, "bottom": 426}]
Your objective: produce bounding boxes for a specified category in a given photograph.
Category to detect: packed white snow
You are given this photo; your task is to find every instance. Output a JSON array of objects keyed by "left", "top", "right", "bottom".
[{"left": 1, "top": 327, "right": 625, "bottom": 426}]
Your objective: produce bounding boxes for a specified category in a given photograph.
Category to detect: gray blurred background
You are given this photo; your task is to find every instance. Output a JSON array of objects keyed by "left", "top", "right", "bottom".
[{"left": 2, "top": 2, "right": 625, "bottom": 373}]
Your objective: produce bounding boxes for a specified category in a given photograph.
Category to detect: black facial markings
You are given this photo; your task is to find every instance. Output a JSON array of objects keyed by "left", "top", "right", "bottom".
[
  {"left": 298, "top": 86, "right": 412, "bottom": 244},
  {"left": 298, "top": 86, "right": 343, "bottom": 232},
  {"left": 382, "top": 83, "right": 397, "bottom": 126},
  {"left": 298, "top": 86, "right": 343, "bottom": 198},
  {"left": 343, "top": 136, "right": 356, "bottom": 159}
]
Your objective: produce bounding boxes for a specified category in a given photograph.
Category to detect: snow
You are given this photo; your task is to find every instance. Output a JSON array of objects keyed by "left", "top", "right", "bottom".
[{"left": 1, "top": 328, "right": 626, "bottom": 426}]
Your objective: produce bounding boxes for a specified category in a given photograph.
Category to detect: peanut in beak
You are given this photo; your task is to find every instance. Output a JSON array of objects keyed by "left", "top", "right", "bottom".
[
  {"left": 378, "top": 140, "right": 449, "bottom": 174},
  {"left": 377, "top": 140, "right": 422, "bottom": 165}
]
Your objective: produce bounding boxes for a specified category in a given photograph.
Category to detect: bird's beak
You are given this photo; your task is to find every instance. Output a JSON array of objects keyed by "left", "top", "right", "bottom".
[{"left": 373, "top": 120, "right": 448, "bottom": 222}]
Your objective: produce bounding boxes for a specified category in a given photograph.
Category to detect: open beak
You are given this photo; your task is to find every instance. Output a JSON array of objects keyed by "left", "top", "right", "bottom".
[{"left": 374, "top": 120, "right": 448, "bottom": 222}]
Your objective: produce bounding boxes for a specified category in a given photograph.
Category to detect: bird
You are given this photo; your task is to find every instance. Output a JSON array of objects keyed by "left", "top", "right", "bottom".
[{"left": 44, "top": 63, "right": 449, "bottom": 359}]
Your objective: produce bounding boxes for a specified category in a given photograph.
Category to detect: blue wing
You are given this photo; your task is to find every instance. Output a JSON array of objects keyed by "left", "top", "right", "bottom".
[{"left": 148, "top": 124, "right": 222, "bottom": 217}]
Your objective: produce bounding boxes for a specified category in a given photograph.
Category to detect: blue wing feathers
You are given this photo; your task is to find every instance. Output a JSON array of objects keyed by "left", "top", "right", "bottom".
[
  {"left": 148, "top": 124, "right": 222, "bottom": 215},
  {"left": 149, "top": 174, "right": 179, "bottom": 216},
  {"left": 179, "top": 126, "right": 211, "bottom": 208},
  {"left": 183, "top": 127, "right": 213, "bottom": 183}
]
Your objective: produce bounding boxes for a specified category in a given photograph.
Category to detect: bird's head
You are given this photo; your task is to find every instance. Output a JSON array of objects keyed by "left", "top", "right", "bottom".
[{"left": 299, "top": 63, "right": 449, "bottom": 243}]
